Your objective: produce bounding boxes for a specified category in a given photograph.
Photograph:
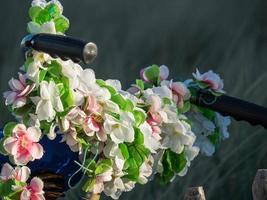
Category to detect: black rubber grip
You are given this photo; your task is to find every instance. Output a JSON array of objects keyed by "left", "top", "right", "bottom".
[
  {"left": 21, "top": 33, "right": 97, "bottom": 64},
  {"left": 191, "top": 90, "right": 267, "bottom": 129}
]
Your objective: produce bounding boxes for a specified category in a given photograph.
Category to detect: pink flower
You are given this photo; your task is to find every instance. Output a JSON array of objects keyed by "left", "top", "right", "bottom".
[
  {"left": 0, "top": 163, "right": 30, "bottom": 182},
  {"left": 147, "top": 118, "right": 161, "bottom": 140},
  {"left": 84, "top": 95, "right": 102, "bottom": 114},
  {"left": 83, "top": 115, "right": 107, "bottom": 142},
  {"left": 140, "top": 65, "right": 169, "bottom": 83},
  {"left": 20, "top": 177, "right": 45, "bottom": 200},
  {"left": 193, "top": 69, "right": 224, "bottom": 92},
  {"left": 170, "top": 82, "right": 190, "bottom": 107},
  {"left": 3, "top": 124, "right": 44, "bottom": 165},
  {"left": 3, "top": 73, "right": 35, "bottom": 108},
  {"left": 93, "top": 169, "right": 113, "bottom": 194},
  {"left": 60, "top": 126, "right": 81, "bottom": 153}
]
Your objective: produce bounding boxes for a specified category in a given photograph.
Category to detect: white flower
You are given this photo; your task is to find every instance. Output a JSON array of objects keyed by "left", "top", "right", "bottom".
[
  {"left": 103, "top": 141, "right": 125, "bottom": 171},
  {"left": 106, "top": 79, "right": 122, "bottom": 91},
  {"left": 31, "top": 0, "right": 47, "bottom": 7},
  {"left": 27, "top": 21, "right": 57, "bottom": 35},
  {"left": 104, "top": 175, "right": 125, "bottom": 199},
  {"left": 144, "top": 85, "right": 172, "bottom": 100},
  {"left": 162, "top": 120, "right": 196, "bottom": 154},
  {"left": 34, "top": 81, "right": 64, "bottom": 122},
  {"left": 187, "top": 111, "right": 216, "bottom": 156},
  {"left": 104, "top": 112, "right": 135, "bottom": 144},
  {"left": 178, "top": 146, "right": 199, "bottom": 176},
  {"left": 215, "top": 113, "right": 231, "bottom": 139},
  {"left": 194, "top": 134, "right": 215, "bottom": 156},
  {"left": 138, "top": 156, "right": 154, "bottom": 184},
  {"left": 26, "top": 51, "right": 52, "bottom": 83},
  {"left": 139, "top": 122, "right": 161, "bottom": 153},
  {"left": 93, "top": 169, "right": 113, "bottom": 194},
  {"left": 187, "top": 111, "right": 216, "bottom": 136}
]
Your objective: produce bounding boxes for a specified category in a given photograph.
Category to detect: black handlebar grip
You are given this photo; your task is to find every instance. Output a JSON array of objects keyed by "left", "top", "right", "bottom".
[
  {"left": 21, "top": 33, "right": 97, "bottom": 64},
  {"left": 191, "top": 90, "right": 267, "bottom": 129}
]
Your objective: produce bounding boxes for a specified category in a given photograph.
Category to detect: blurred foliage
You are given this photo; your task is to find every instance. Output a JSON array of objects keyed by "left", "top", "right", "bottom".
[{"left": 0, "top": 0, "right": 267, "bottom": 199}]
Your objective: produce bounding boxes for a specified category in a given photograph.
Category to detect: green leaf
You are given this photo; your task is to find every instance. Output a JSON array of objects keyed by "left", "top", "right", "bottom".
[
  {"left": 60, "top": 76, "right": 74, "bottom": 108},
  {"left": 198, "top": 107, "right": 216, "bottom": 121},
  {"left": 40, "top": 121, "right": 52, "bottom": 134},
  {"left": 207, "top": 127, "right": 221, "bottom": 145},
  {"left": 123, "top": 158, "right": 139, "bottom": 181},
  {"left": 35, "top": 9, "right": 51, "bottom": 24},
  {"left": 134, "top": 128, "right": 144, "bottom": 145},
  {"left": 29, "top": 6, "right": 43, "bottom": 21},
  {"left": 95, "top": 159, "right": 112, "bottom": 175},
  {"left": 177, "top": 101, "right": 191, "bottom": 114},
  {"left": 45, "top": 3, "right": 61, "bottom": 18},
  {"left": 47, "top": 61, "right": 62, "bottom": 78},
  {"left": 144, "top": 65, "right": 160, "bottom": 85},
  {"left": 3, "top": 122, "right": 16, "bottom": 137},
  {"left": 23, "top": 57, "right": 33, "bottom": 71},
  {"left": 167, "top": 150, "right": 187, "bottom": 173},
  {"left": 54, "top": 16, "right": 70, "bottom": 33},
  {"left": 162, "top": 97, "right": 172, "bottom": 105},
  {"left": 119, "top": 143, "right": 129, "bottom": 160},
  {"left": 136, "top": 79, "right": 144, "bottom": 90},
  {"left": 111, "top": 94, "right": 134, "bottom": 111},
  {"left": 196, "top": 81, "right": 209, "bottom": 89},
  {"left": 0, "top": 179, "right": 16, "bottom": 197},
  {"left": 82, "top": 178, "right": 96, "bottom": 193},
  {"left": 38, "top": 69, "right": 47, "bottom": 83},
  {"left": 157, "top": 150, "right": 187, "bottom": 185},
  {"left": 0, "top": 139, "right": 8, "bottom": 155},
  {"left": 132, "top": 109, "right": 146, "bottom": 127}
]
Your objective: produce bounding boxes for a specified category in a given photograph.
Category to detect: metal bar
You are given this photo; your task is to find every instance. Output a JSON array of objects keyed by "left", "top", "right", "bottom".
[
  {"left": 191, "top": 90, "right": 267, "bottom": 129},
  {"left": 21, "top": 33, "right": 97, "bottom": 64}
]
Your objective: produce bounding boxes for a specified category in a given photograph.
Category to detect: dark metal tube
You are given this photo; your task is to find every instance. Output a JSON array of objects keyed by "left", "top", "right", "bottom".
[
  {"left": 21, "top": 33, "right": 97, "bottom": 64},
  {"left": 191, "top": 90, "right": 267, "bottom": 129}
]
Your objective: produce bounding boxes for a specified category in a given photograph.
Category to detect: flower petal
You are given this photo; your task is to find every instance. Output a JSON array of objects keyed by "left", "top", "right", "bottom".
[
  {"left": 29, "top": 143, "right": 44, "bottom": 160},
  {"left": 12, "top": 97, "right": 27, "bottom": 108},
  {"left": 27, "top": 127, "right": 42, "bottom": 142},
  {"left": 30, "top": 177, "right": 44, "bottom": 193},
  {"left": 159, "top": 65, "right": 169, "bottom": 80},
  {"left": 3, "top": 137, "right": 18, "bottom": 155},
  {"left": 0, "top": 163, "right": 14, "bottom": 180}
]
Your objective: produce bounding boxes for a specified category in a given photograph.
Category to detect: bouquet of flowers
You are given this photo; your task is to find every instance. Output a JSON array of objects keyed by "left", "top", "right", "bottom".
[{"left": 0, "top": 0, "right": 230, "bottom": 199}]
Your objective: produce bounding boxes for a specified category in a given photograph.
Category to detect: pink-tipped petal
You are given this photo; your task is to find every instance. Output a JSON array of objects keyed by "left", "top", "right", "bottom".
[
  {"left": 9, "top": 78, "right": 24, "bottom": 91},
  {"left": 0, "top": 163, "right": 13, "bottom": 180},
  {"left": 4, "top": 92, "right": 17, "bottom": 105},
  {"left": 29, "top": 143, "right": 44, "bottom": 160},
  {"left": 27, "top": 127, "right": 42, "bottom": 142},
  {"left": 30, "top": 177, "right": 44, "bottom": 193},
  {"left": 12, "top": 97, "right": 27, "bottom": 108},
  {"left": 13, "top": 124, "right": 27, "bottom": 137},
  {"left": 3, "top": 137, "right": 18, "bottom": 155},
  {"left": 14, "top": 166, "right": 30, "bottom": 182}
]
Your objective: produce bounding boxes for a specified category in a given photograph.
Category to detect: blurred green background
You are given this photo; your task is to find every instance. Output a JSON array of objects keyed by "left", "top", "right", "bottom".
[{"left": 1, "top": 0, "right": 267, "bottom": 199}]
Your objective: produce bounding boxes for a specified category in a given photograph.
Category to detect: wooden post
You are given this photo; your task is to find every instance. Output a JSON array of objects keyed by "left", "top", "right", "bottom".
[
  {"left": 252, "top": 169, "right": 267, "bottom": 200},
  {"left": 184, "top": 186, "right": 206, "bottom": 200}
]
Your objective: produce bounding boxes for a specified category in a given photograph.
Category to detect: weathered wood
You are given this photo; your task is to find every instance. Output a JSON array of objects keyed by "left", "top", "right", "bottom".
[
  {"left": 252, "top": 169, "right": 267, "bottom": 200},
  {"left": 184, "top": 186, "right": 206, "bottom": 200}
]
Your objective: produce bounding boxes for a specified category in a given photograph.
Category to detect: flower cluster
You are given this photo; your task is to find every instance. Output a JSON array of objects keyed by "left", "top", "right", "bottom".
[{"left": 0, "top": 0, "right": 231, "bottom": 199}]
